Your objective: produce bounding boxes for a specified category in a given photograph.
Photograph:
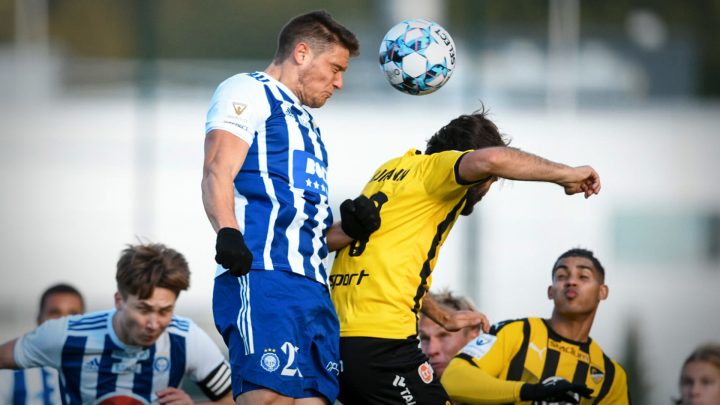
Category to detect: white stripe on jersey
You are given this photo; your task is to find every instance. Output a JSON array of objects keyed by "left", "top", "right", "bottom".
[
  {"left": 236, "top": 276, "right": 254, "bottom": 355},
  {"left": 255, "top": 122, "right": 279, "bottom": 271}
]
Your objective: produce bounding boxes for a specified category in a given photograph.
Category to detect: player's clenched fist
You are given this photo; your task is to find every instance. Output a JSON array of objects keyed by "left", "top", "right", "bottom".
[
  {"left": 215, "top": 227, "right": 253, "bottom": 277},
  {"left": 340, "top": 195, "right": 381, "bottom": 241}
]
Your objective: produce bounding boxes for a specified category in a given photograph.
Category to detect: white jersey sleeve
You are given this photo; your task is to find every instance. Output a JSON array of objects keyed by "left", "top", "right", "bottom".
[
  {"left": 205, "top": 73, "right": 270, "bottom": 147},
  {"left": 13, "top": 317, "right": 68, "bottom": 369},
  {"left": 185, "top": 320, "right": 231, "bottom": 400}
]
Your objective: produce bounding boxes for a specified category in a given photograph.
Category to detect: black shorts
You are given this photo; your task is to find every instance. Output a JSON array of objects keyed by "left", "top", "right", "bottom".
[{"left": 338, "top": 337, "right": 451, "bottom": 405}]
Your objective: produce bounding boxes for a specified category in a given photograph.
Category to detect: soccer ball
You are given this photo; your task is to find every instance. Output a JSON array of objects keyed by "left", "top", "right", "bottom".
[{"left": 378, "top": 18, "right": 456, "bottom": 95}]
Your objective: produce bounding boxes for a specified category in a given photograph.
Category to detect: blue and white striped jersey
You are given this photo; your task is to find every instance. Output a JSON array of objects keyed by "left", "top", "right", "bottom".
[
  {"left": 13, "top": 310, "right": 231, "bottom": 405},
  {"left": 0, "top": 367, "right": 61, "bottom": 405},
  {"left": 206, "top": 71, "right": 333, "bottom": 285}
]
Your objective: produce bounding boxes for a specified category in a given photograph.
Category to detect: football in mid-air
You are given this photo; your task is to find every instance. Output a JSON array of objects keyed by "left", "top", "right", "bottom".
[{"left": 378, "top": 18, "right": 456, "bottom": 95}]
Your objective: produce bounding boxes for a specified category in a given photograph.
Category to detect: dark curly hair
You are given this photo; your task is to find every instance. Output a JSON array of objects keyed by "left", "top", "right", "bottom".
[{"left": 425, "top": 106, "right": 509, "bottom": 154}]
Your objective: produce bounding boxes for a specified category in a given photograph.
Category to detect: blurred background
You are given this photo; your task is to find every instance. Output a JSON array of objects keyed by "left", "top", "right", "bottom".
[{"left": 0, "top": 0, "right": 718, "bottom": 403}]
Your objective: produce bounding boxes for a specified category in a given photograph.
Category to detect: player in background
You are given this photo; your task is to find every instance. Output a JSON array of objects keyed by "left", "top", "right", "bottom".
[
  {"left": 331, "top": 108, "right": 602, "bottom": 404},
  {"left": 0, "top": 283, "right": 85, "bottom": 405},
  {"left": 442, "top": 248, "right": 629, "bottom": 404},
  {"left": 0, "top": 243, "right": 233, "bottom": 405},
  {"left": 202, "top": 10, "right": 377, "bottom": 405},
  {"left": 419, "top": 290, "right": 483, "bottom": 379},
  {"left": 674, "top": 343, "right": 720, "bottom": 405}
]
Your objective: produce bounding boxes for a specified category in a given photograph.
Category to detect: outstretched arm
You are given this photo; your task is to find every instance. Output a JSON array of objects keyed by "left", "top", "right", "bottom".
[
  {"left": 458, "top": 147, "right": 601, "bottom": 198},
  {"left": 201, "top": 129, "right": 249, "bottom": 232},
  {"left": 421, "top": 294, "right": 490, "bottom": 333},
  {"left": 0, "top": 339, "right": 18, "bottom": 369}
]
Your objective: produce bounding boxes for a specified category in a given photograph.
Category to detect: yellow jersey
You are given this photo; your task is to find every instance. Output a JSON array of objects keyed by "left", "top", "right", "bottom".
[
  {"left": 331, "top": 148, "right": 473, "bottom": 339},
  {"left": 442, "top": 317, "right": 630, "bottom": 404}
]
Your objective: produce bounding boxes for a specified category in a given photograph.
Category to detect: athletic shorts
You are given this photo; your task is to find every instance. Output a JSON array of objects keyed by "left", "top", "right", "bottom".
[
  {"left": 338, "top": 337, "right": 452, "bottom": 405},
  {"left": 213, "top": 270, "right": 341, "bottom": 402}
]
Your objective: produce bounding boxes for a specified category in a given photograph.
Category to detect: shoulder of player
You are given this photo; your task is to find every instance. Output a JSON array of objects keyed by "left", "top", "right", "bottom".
[
  {"left": 164, "top": 314, "right": 196, "bottom": 334},
  {"left": 589, "top": 339, "right": 628, "bottom": 378},
  {"left": 488, "top": 317, "right": 533, "bottom": 335},
  {"left": 62, "top": 309, "right": 112, "bottom": 333}
]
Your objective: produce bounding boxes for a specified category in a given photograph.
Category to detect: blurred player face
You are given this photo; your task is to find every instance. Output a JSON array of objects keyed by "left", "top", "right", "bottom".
[
  {"left": 296, "top": 43, "right": 350, "bottom": 108},
  {"left": 461, "top": 177, "right": 497, "bottom": 216},
  {"left": 113, "top": 287, "right": 177, "bottom": 347},
  {"left": 680, "top": 360, "right": 720, "bottom": 405},
  {"left": 419, "top": 316, "right": 479, "bottom": 377},
  {"left": 548, "top": 256, "right": 608, "bottom": 317},
  {"left": 37, "top": 292, "right": 84, "bottom": 324}
]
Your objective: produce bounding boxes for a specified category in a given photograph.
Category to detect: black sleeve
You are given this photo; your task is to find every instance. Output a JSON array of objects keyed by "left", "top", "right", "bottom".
[{"left": 196, "top": 361, "right": 232, "bottom": 401}]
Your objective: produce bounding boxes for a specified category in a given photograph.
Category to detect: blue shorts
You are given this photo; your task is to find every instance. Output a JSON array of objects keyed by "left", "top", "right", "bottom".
[{"left": 213, "top": 270, "right": 340, "bottom": 402}]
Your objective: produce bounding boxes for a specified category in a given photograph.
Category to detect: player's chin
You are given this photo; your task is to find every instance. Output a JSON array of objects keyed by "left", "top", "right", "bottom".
[{"left": 308, "top": 95, "right": 331, "bottom": 108}]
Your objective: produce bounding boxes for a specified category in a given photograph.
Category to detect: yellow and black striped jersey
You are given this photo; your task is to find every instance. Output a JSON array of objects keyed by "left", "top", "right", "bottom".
[
  {"left": 330, "top": 148, "right": 472, "bottom": 339},
  {"left": 443, "top": 317, "right": 629, "bottom": 404}
]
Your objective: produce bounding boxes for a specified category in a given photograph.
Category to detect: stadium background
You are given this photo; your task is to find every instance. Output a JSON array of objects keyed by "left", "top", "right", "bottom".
[{"left": 0, "top": 0, "right": 718, "bottom": 403}]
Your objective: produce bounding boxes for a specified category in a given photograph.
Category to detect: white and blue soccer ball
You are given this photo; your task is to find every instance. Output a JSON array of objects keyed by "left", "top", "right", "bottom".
[{"left": 378, "top": 18, "right": 456, "bottom": 95}]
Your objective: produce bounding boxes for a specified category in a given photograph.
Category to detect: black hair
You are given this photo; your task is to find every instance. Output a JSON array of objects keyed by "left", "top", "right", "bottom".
[
  {"left": 425, "top": 106, "right": 509, "bottom": 155},
  {"left": 552, "top": 248, "right": 605, "bottom": 281},
  {"left": 39, "top": 283, "right": 84, "bottom": 315}
]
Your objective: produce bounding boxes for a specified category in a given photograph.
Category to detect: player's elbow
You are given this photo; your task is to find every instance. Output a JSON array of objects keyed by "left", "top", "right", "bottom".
[{"left": 461, "top": 147, "right": 503, "bottom": 182}]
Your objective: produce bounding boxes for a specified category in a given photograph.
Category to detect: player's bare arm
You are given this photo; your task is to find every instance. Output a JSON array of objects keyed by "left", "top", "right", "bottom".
[
  {"left": 458, "top": 147, "right": 601, "bottom": 198},
  {"left": 202, "top": 129, "right": 250, "bottom": 232},
  {"left": 327, "top": 222, "right": 353, "bottom": 252},
  {"left": 421, "top": 294, "right": 489, "bottom": 333},
  {"left": 0, "top": 339, "right": 18, "bottom": 369}
]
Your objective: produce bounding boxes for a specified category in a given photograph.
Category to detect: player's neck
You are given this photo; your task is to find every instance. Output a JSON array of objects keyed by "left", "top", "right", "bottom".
[
  {"left": 264, "top": 63, "right": 301, "bottom": 102},
  {"left": 547, "top": 311, "right": 595, "bottom": 343}
]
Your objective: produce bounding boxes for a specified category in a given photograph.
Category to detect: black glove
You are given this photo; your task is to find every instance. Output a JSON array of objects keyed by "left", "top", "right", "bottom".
[
  {"left": 520, "top": 377, "right": 593, "bottom": 404},
  {"left": 340, "top": 195, "right": 381, "bottom": 241},
  {"left": 215, "top": 227, "right": 253, "bottom": 277}
]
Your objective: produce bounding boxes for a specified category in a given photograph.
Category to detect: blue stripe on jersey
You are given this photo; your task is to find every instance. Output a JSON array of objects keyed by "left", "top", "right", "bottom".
[
  {"left": 12, "top": 369, "right": 26, "bottom": 405},
  {"left": 41, "top": 368, "right": 53, "bottom": 405},
  {"left": 264, "top": 85, "right": 293, "bottom": 269},
  {"left": 168, "top": 333, "right": 187, "bottom": 387},
  {"left": 169, "top": 318, "right": 190, "bottom": 332},
  {"left": 68, "top": 313, "right": 108, "bottom": 331},
  {"left": 96, "top": 335, "right": 121, "bottom": 399},
  {"left": 249, "top": 72, "right": 269, "bottom": 82},
  {"left": 60, "top": 335, "right": 87, "bottom": 405},
  {"left": 132, "top": 344, "right": 156, "bottom": 401}
]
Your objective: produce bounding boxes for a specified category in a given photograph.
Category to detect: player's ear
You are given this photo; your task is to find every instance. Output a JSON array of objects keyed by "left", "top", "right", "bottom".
[
  {"left": 114, "top": 291, "right": 123, "bottom": 309},
  {"left": 598, "top": 284, "right": 609, "bottom": 301},
  {"left": 547, "top": 285, "right": 553, "bottom": 300},
  {"left": 293, "top": 42, "right": 312, "bottom": 65}
]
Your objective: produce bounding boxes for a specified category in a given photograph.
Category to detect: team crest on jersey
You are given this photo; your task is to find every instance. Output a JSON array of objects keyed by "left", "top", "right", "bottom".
[
  {"left": 232, "top": 102, "right": 247, "bottom": 115},
  {"left": 418, "top": 361, "right": 434, "bottom": 384},
  {"left": 326, "top": 361, "right": 340, "bottom": 376},
  {"left": 153, "top": 356, "right": 170, "bottom": 373},
  {"left": 260, "top": 349, "right": 280, "bottom": 372},
  {"left": 590, "top": 366, "right": 604, "bottom": 383}
]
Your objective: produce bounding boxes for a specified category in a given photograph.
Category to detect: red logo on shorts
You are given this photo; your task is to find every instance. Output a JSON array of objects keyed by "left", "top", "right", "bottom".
[{"left": 418, "top": 361, "right": 434, "bottom": 384}]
